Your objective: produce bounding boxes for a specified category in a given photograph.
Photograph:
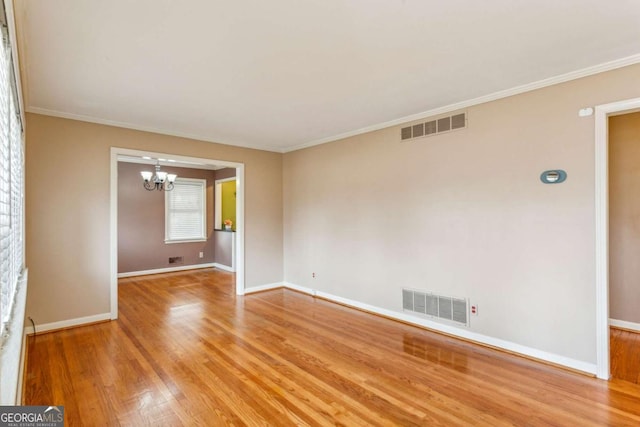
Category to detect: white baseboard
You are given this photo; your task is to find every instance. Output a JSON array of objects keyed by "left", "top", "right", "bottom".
[
  {"left": 609, "top": 318, "right": 640, "bottom": 332},
  {"left": 213, "top": 263, "right": 235, "bottom": 273},
  {"left": 282, "top": 282, "right": 315, "bottom": 296},
  {"left": 118, "top": 263, "right": 216, "bottom": 278},
  {"left": 281, "top": 282, "right": 597, "bottom": 376},
  {"left": 27, "top": 313, "right": 111, "bottom": 335},
  {"left": 244, "top": 282, "right": 284, "bottom": 294},
  {"left": 243, "top": 282, "right": 314, "bottom": 295}
]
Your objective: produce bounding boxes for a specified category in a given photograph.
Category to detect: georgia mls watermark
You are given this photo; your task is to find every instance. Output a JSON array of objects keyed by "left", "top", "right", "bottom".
[{"left": 0, "top": 406, "right": 64, "bottom": 427}]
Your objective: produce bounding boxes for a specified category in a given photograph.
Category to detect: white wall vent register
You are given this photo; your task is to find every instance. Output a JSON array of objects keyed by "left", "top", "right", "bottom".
[
  {"left": 402, "top": 288, "right": 468, "bottom": 326},
  {"left": 401, "top": 112, "right": 466, "bottom": 141}
]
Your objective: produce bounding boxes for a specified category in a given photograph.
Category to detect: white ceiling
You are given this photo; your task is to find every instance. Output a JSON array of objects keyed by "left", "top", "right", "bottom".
[{"left": 14, "top": 0, "right": 640, "bottom": 152}]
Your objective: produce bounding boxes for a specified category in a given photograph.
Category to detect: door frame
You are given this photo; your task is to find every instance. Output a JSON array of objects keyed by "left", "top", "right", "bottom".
[
  {"left": 214, "top": 177, "right": 237, "bottom": 230},
  {"left": 594, "top": 97, "right": 640, "bottom": 379},
  {"left": 109, "top": 147, "right": 246, "bottom": 319}
]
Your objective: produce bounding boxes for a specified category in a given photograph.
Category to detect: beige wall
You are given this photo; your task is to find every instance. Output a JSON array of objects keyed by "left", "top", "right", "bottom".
[
  {"left": 283, "top": 63, "right": 640, "bottom": 365},
  {"left": 24, "top": 63, "right": 640, "bottom": 365},
  {"left": 118, "top": 162, "right": 216, "bottom": 273},
  {"left": 609, "top": 111, "right": 640, "bottom": 324},
  {"left": 26, "top": 114, "right": 283, "bottom": 324}
]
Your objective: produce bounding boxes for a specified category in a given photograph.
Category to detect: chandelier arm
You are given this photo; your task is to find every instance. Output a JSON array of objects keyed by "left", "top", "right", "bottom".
[{"left": 140, "top": 161, "right": 177, "bottom": 191}]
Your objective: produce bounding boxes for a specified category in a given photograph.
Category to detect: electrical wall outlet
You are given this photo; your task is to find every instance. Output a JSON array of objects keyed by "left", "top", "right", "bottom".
[
  {"left": 199, "top": 252, "right": 204, "bottom": 258},
  {"left": 471, "top": 304, "right": 478, "bottom": 316}
]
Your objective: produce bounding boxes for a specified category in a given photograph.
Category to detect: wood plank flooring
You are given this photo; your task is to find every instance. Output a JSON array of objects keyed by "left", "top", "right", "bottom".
[
  {"left": 611, "top": 327, "right": 640, "bottom": 384},
  {"left": 24, "top": 269, "right": 640, "bottom": 426}
]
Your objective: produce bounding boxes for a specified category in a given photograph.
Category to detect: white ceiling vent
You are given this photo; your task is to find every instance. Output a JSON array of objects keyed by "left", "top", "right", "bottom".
[
  {"left": 402, "top": 288, "right": 468, "bottom": 326},
  {"left": 401, "top": 112, "right": 466, "bottom": 141}
]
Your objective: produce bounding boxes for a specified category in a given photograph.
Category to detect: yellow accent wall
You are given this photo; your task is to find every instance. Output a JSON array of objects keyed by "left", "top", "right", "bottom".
[{"left": 222, "top": 180, "right": 236, "bottom": 229}]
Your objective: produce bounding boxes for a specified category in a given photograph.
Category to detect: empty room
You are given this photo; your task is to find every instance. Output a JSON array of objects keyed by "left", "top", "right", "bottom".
[{"left": 1, "top": 0, "right": 640, "bottom": 425}]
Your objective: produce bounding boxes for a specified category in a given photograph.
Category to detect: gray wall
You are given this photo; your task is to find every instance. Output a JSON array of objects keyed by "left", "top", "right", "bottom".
[
  {"left": 609, "top": 111, "right": 640, "bottom": 324},
  {"left": 215, "top": 167, "right": 237, "bottom": 181},
  {"left": 214, "top": 230, "right": 234, "bottom": 267},
  {"left": 118, "top": 162, "right": 216, "bottom": 273}
]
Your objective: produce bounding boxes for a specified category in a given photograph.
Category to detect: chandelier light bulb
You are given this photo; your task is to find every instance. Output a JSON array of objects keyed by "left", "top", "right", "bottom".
[{"left": 140, "top": 160, "right": 177, "bottom": 191}]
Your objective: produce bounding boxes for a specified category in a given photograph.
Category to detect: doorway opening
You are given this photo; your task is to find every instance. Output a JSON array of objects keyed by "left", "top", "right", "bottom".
[
  {"left": 607, "top": 110, "right": 640, "bottom": 383},
  {"left": 594, "top": 97, "right": 640, "bottom": 380},
  {"left": 213, "top": 176, "right": 237, "bottom": 272},
  {"left": 109, "top": 147, "right": 246, "bottom": 319}
]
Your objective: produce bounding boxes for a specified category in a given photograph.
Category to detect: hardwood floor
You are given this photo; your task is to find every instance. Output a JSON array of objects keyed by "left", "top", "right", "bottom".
[
  {"left": 611, "top": 327, "right": 640, "bottom": 384},
  {"left": 24, "top": 269, "right": 640, "bottom": 426}
]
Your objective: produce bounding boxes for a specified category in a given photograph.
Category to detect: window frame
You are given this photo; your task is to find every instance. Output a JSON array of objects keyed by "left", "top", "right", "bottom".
[
  {"left": 0, "top": 17, "right": 25, "bottom": 335},
  {"left": 164, "top": 177, "right": 207, "bottom": 244}
]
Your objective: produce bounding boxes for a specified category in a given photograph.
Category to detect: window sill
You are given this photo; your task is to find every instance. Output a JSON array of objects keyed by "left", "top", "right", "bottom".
[{"left": 164, "top": 238, "right": 207, "bottom": 244}]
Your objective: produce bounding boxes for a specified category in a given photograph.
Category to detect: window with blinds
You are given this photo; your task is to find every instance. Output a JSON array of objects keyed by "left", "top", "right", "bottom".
[
  {"left": 0, "top": 19, "right": 24, "bottom": 335},
  {"left": 165, "top": 178, "right": 206, "bottom": 243}
]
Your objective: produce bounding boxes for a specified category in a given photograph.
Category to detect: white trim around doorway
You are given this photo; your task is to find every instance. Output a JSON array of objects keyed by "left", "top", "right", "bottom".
[
  {"left": 110, "top": 147, "right": 246, "bottom": 320},
  {"left": 594, "top": 97, "right": 640, "bottom": 380}
]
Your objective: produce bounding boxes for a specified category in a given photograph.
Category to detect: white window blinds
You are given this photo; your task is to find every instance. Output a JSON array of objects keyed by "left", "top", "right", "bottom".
[
  {"left": 0, "top": 24, "right": 24, "bottom": 333},
  {"left": 165, "top": 178, "right": 206, "bottom": 242}
]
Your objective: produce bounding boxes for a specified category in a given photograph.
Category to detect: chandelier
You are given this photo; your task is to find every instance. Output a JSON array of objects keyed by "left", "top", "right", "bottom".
[{"left": 140, "top": 162, "right": 177, "bottom": 191}]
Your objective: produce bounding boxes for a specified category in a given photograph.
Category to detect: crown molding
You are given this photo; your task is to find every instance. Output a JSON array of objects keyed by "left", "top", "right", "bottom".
[
  {"left": 25, "top": 53, "right": 640, "bottom": 155},
  {"left": 25, "top": 107, "right": 286, "bottom": 153},
  {"left": 283, "top": 53, "right": 640, "bottom": 153}
]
